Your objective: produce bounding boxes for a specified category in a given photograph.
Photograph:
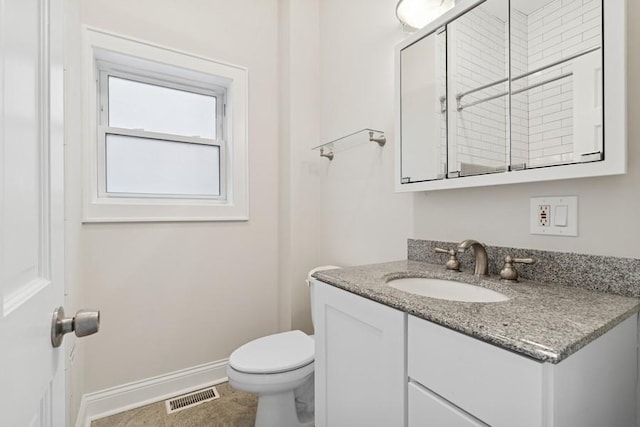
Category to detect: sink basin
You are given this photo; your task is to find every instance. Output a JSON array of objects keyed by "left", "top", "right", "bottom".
[{"left": 387, "top": 277, "right": 509, "bottom": 303}]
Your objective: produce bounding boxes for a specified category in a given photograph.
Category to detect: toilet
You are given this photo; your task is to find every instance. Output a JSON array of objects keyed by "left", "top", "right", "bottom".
[{"left": 226, "top": 266, "right": 339, "bottom": 427}]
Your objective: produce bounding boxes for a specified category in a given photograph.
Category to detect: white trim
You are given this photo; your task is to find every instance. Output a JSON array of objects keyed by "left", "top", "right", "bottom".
[
  {"left": 76, "top": 359, "right": 229, "bottom": 427},
  {"left": 2, "top": 278, "right": 51, "bottom": 317},
  {"left": 75, "top": 397, "right": 87, "bottom": 427},
  {"left": 81, "top": 26, "right": 249, "bottom": 222},
  {"left": 637, "top": 314, "right": 640, "bottom": 427}
]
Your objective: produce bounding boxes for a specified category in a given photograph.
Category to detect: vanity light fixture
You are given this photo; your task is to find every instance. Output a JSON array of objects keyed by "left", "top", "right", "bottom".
[{"left": 395, "top": 0, "right": 454, "bottom": 31}]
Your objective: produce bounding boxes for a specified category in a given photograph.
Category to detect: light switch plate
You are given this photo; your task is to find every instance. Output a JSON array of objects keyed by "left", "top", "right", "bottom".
[{"left": 530, "top": 196, "right": 578, "bottom": 236}]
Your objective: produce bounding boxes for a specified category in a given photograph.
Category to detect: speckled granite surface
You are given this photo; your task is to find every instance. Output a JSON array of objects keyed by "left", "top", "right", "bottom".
[
  {"left": 313, "top": 260, "right": 640, "bottom": 364},
  {"left": 409, "top": 239, "right": 640, "bottom": 297}
]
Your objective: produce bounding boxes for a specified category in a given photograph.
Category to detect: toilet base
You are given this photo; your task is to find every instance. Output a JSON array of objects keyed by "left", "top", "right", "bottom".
[
  {"left": 227, "top": 363, "right": 315, "bottom": 427},
  {"left": 255, "top": 389, "right": 314, "bottom": 427}
]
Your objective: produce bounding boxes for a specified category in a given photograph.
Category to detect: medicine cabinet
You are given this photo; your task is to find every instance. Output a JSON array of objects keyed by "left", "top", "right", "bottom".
[{"left": 395, "top": 0, "right": 626, "bottom": 191}]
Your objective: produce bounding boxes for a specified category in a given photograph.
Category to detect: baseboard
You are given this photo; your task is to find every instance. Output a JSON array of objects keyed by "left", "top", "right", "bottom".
[
  {"left": 76, "top": 358, "right": 228, "bottom": 427},
  {"left": 75, "top": 397, "right": 87, "bottom": 427}
]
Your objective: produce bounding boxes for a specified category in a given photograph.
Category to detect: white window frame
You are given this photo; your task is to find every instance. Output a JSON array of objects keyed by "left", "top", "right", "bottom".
[
  {"left": 81, "top": 27, "right": 249, "bottom": 222},
  {"left": 97, "top": 67, "right": 227, "bottom": 200}
]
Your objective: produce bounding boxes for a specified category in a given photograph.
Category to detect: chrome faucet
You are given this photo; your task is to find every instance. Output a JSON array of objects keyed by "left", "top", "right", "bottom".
[{"left": 458, "top": 239, "right": 489, "bottom": 277}]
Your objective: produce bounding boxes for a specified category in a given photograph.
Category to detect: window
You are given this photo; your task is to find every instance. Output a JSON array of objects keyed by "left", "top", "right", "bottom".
[
  {"left": 99, "top": 72, "right": 225, "bottom": 199},
  {"left": 82, "top": 28, "right": 248, "bottom": 222}
]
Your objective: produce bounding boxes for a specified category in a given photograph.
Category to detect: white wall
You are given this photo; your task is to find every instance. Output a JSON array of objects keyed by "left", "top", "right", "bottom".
[
  {"left": 278, "top": 0, "right": 322, "bottom": 334},
  {"left": 318, "top": 0, "right": 414, "bottom": 266},
  {"left": 71, "top": 0, "right": 282, "bottom": 393}
]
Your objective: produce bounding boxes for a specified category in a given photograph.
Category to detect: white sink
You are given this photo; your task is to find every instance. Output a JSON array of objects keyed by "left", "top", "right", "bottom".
[{"left": 387, "top": 277, "right": 509, "bottom": 303}]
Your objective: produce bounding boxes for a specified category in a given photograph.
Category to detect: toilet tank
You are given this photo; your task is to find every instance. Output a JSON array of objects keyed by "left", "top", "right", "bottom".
[
  {"left": 309, "top": 280, "right": 315, "bottom": 331},
  {"left": 307, "top": 266, "right": 340, "bottom": 331}
]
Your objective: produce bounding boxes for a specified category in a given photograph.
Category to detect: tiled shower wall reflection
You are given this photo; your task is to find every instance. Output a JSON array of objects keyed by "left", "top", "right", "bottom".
[
  {"left": 511, "top": 9, "right": 530, "bottom": 167},
  {"left": 450, "top": 0, "right": 601, "bottom": 170},
  {"left": 452, "top": 5, "right": 508, "bottom": 171}
]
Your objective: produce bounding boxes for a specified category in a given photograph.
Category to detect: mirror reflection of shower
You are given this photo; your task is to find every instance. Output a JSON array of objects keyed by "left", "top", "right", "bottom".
[
  {"left": 451, "top": 0, "right": 603, "bottom": 175},
  {"left": 399, "top": 0, "right": 604, "bottom": 183},
  {"left": 447, "top": 0, "right": 510, "bottom": 177},
  {"left": 510, "top": 0, "right": 602, "bottom": 169}
]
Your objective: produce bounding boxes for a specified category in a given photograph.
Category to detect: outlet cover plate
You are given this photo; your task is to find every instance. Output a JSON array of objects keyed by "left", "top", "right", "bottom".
[{"left": 530, "top": 196, "right": 578, "bottom": 236}]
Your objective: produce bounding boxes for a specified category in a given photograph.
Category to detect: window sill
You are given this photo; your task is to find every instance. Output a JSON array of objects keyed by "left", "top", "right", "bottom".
[{"left": 82, "top": 196, "right": 248, "bottom": 223}]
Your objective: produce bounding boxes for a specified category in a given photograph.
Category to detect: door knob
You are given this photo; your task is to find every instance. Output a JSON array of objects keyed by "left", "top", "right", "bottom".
[{"left": 51, "top": 307, "right": 100, "bottom": 348}]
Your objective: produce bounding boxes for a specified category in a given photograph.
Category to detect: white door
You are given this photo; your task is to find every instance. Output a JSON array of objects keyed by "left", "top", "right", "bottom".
[{"left": 0, "top": 0, "right": 66, "bottom": 426}]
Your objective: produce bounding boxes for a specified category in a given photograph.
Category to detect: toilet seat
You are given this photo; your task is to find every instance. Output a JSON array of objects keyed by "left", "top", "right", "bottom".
[{"left": 229, "top": 330, "right": 314, "bottom": 374}]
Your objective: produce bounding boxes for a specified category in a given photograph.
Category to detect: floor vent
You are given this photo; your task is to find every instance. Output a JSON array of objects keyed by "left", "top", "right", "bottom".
[{"left": 165, "top": 386, "right": 220, "bottom": 414}]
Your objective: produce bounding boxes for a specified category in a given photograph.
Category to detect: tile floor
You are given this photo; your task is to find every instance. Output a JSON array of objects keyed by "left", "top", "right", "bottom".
[{"left": 91, "top": 383, "right": 257, "bottom": 427}]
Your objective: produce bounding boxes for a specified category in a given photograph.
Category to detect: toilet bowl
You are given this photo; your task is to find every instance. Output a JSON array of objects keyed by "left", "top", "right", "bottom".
[
  {"left": 227, "top": 330, "right": 315, "bottom": 427},
  {"left": 226, "top": 266, "right": 340, "bottom": 427}
]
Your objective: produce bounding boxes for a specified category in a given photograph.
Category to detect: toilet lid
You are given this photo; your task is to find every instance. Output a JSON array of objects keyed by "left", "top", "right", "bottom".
[{"left": 229, "top": 330, "right": 314, "bottom": 374}]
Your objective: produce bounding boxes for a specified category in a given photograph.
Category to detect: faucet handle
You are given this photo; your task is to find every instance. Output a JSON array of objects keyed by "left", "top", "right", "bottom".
[
  {"left": 500, "top": 255, "right": 535, "bottom": 282},
  {"left": 434, "top": 247, "right": 453, "bottom": 254},
  {"left": 434, "top": 247, "right": 460, "bottom": 271}
]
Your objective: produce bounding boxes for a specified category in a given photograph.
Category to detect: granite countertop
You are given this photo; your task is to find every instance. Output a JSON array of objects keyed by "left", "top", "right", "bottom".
[{"left": 313, "top": 260, "right": 640, "bottom": 363}]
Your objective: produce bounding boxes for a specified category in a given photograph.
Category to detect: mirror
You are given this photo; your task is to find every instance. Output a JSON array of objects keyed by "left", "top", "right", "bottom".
[
  {"left": 510, "top": 0, "right": 602, "bottom": 169},
  {"left": 399, "top": 28, "right": 447, "bottom": 183},
  {"left": 447, "top": 0, "right": 509, "bottom": 177},
  {"left": 396, "top": 0, "right": 619, "bottom": 192}
]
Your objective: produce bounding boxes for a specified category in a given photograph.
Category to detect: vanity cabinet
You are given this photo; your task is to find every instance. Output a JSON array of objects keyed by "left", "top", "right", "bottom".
[
  {"left": 409, "top": 314, "right": 638, "bottom": 427},
  {"left": 314, "top": 280, "right": 639, "bottom": 427},
  {"left": 313, "top": 280, "right": 406, "bottom": 427},
  {"left": 395, "top": 0, "right": 627, "bottom": 191}
]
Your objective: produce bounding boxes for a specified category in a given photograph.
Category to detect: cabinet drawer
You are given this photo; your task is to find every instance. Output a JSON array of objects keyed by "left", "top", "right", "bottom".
[
  {"left": 408, "top": 381, "right": 487, "bottom": 427},
  {"left": 408, "top": 316, "right": 545, "bottom": 427}
]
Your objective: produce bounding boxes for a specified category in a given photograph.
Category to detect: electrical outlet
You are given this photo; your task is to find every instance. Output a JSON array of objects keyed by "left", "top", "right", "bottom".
[
  {"left": 530, "top": 196, "right": 578, "bottom": 236},
  {"left": 538, "top": 205, "right": 550, "bottom": 227}
]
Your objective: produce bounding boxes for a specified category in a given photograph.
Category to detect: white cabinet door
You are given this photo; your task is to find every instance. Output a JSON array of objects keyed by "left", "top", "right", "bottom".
[
  {"left": 313, "top": 281, "right": 406, "bottom": 427},
  {"left": 0, "top": 0, "right": 66, "bottom": 425}
]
